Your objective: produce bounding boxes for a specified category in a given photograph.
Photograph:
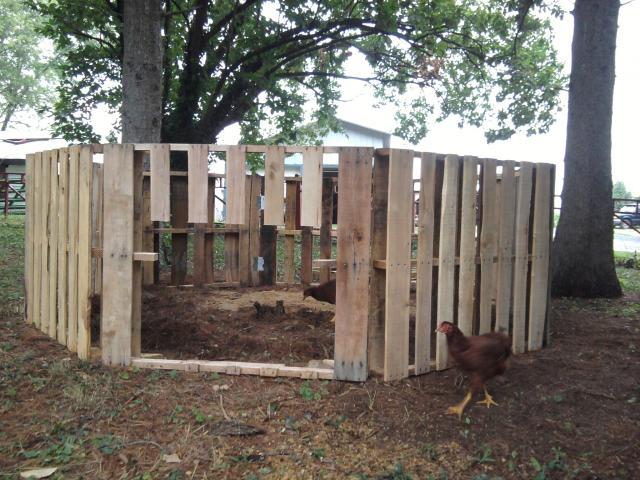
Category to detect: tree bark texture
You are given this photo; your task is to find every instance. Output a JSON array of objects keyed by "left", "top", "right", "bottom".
[
  {"left": 552, "top": 0, "right": 621, "bottom": 298},
  {"left": 122, "top": 0, "right": 163, "bottom": 143}
]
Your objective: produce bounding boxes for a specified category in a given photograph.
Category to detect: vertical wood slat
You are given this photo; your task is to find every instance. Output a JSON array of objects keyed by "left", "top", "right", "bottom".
[
  {"left": 301, "top": 146, "right": 323, "bottom": 228},
  {"left": 383, "top": 149, "right": 414, "bottom": 382},
  {"left": 32, "top": 153, "right": 42, "bottom": 329},
  {"left": 528, "top": 163, "right": 552, "bottom": 350},
  {"left": 25, "top": 154, "right": 35, "bottom": 324},
  {"left": 479, "top": 158, "right": 498, "bottom": 334},
  {"left": 170, "top": 176, "right": 188, "bottom": 285},
  {"left": 47, "top": 151, "right": 59, "bottom": 338},
  {"left": 436, "top": 155, "right": 460, "bottom": 370},
  {"left": 414, "top": 153, "right": 437, "bottom": 375},
  {"left": 319, "top": 178, "right": 334, "bottom": 283},
  {"left": 91, "top": 163, "right": 103, "bottom": 295},
  {"left": 248, "top": 174, "right": 262, "bottom": 286},
  {"left": 238, "top": 174, "right": 252, "bottom": 285},
  {"left": 283, "top": 180, "right": 297, "bottom": 283},
  {"left": 77, "top": 146, "right": 93, "bottom": 359},
  {"left": 131, "top": 151, "right": 144, "bottom": 357},
  {"left": 150, "top": 143, "right": 170, "bottom": 222},
  {"left": 301, "top": 227, "right": 313, "bottom": 284},
  {"left": 226, "top": 145, "right": 247, "bottom": 225},
  {"left": 188, "top": 144, "right": 209, "bottom": 223},
  {"left": 264, "top": 146, "right": 285, "bottom": 225},
  {"left": 259, "top": 225, "right": 277, "bottom": 285},
  {"left": 142, "top": 175, "right": 154, "bottom": 285},
  {"left": 67, "top": 147, "right": 80, "bottom": 351},
  {"left": 335, "top": 147, "right": 373, "bottom": 381},
  {"left": 544, "top": 165, "right": 556, "bottom": 347},
  {"left": 101, "top": 144, "right": 134, "bottom": 366},
  {"left": 40, "top": 150, "right": 51, "bottom": 334},
  {"left": 368, "top": 152, "right": 389, "bottom": 375},
  {"left": 204, "top": 176, "right": 216, "bottom": 283},
  {"left": 512, "top": 163, "right": 534, "bottom": 353},
  {"left": 457, "top": 156, "right": 478, "bottom": 336},
  {"left": 495, "top": 161, "right": 517, "bottom": 333}
]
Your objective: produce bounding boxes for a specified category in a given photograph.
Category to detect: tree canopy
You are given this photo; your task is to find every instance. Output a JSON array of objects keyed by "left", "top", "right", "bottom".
[
  {"left": 0, "top": 0, "right": 57, "bottom": 131},
  {"left": 31, "top": 0, "right": 565, "bottom": 145}
]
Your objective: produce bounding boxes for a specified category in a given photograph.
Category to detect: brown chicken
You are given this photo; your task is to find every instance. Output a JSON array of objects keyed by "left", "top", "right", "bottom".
[
  {"left": 302, "top": 279, "right": 336, "bottom": 304},
  {"left": 436, "top": 321, "right": 511, "bottom": 418}
]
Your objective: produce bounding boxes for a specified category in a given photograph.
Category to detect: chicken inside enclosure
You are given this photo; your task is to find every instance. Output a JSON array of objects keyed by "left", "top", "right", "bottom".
[
  {"left": 302, "top": 279, "right": 336, "bottom": 304},
  {"left": 436, "top": 321, "right": 511, "bottom": 419}
]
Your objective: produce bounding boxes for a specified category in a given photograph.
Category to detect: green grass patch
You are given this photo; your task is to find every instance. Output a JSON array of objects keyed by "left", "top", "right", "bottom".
[{"left": 0, "top": 215, "right": 25, "bottom": 313}]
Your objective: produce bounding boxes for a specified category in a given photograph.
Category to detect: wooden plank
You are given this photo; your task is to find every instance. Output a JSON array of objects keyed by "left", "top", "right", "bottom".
[
  {"left": 170, "top": 176, "right": 188, "bottom": 285},
  {"left": 204, "top": 176, "right": 215, "bottom": 283},
  {"left": 334, "top": 147, "right": 373, "bottom": 381},
  {"left": 67, "top": 147, "right": 80, "bottom": 351},
  {"left": 495, "top": 161, "right": 517, "bottom": 333},
  {"left": 101, "top": 144, "right": 134, "bottom": 366},
  {"left": 284, "top": 180, "right": 297, "bottom": 283},
  {"left": 32, "top": 153, "right": 42, "bottom": 329},
  {"left": 238, "top": 174, "right": 252, "bottom": 285},
  {"left": 48, "top": 151, "right": 59, "bottom": 338},
  {"left": 264, "top": 146, "right": 285, "bottom": 225},
  {"left": 150, "top": 143, "right": 170, "bottom": 221},
  {"left": 188, "top": 144, "right": 209, "bottom": 223},
  {"left": 301, "top": 146, "right": 323, "bottom": 227},
  {"left": 301, "top": 226, "right": 313, "bottom": 284},
  {"left": 40, "top": 150, "right": 51, "bottom": 335},
  {"left": 512, "top": 163, "right": 533, "bottom": 354},
  {"left": 414, "top": 152, "right": 437, "bottom": 375},
  {"left": 91, "top": 163, "right": 103, "bottom": 296},
  {"left": 225, "top": 145, "right": 247, "bottom": 224},
  {"left": 248, "top": 174, "right": 262, "bottom": 286},
  {"left": 224, "top": 231, "right": 239, "bottom": 282},
  {"left": 319, "top": 178, "right": 334, "bottom": 283},
  {"left": 130, "top": 151, "right": 144, "bottom": 357},
  {"left": 142, "top": 175, "right": 155, "bottom": 285},
  {"left": 383, "top": 149, "right": 414, "bottom": 382},
  {"left": 479, "top": 158, "right": 498, "bottom": 334},
  {"left": 436, "top": 155, "right": 460, "bottom": 370},
  {"left": 528, "top": 164, "right": 552, "bottom": 350},
  {"left": 193, "top": 222, "right": 207, "bottom": 285},
  {"left": 457, "top": 156, "right": 478, "bottom": 336},
  {"left": 24, "top": 154, "right": 35, "bottom": 324},
  {"left": 76, "top": 146, "right": 93, "bottom": 360},
  {"left": 544, "top": 165, "right": 556, "bottom": 347}
]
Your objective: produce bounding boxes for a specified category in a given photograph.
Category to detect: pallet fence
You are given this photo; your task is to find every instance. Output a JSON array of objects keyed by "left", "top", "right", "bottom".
[{"left": 24, "top": 144, "right": 554, "bottom": 382}]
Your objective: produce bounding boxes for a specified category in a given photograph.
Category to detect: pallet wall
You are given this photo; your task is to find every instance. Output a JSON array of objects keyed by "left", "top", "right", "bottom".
[{"left": 24, "top": 147, "right": 94, "bottom": 360}]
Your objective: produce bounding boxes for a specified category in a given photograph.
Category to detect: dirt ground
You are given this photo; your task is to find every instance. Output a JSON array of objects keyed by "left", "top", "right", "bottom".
[{"left": 2, "top": 286, "right": 640, "bottom": 479}]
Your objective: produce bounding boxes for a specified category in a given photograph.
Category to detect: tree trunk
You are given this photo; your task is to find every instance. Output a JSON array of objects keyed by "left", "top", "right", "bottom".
[
  {"left": 551, "top": 0, "right": 621, "bottom": 298},
  {"left": 121, "top": 0, "right": 163, "bottom": 143}
]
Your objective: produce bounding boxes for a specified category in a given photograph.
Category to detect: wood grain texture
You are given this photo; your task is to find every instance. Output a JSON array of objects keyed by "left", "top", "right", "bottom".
[
  {"left": 25, "top": 154, "right": 35, "bottom": 325},
  {"left": 67, "top": 147, "right": 80, "bottom": 350},
  {"left": 495, "top": 161, "right": 516, "bottom": 333},
  {"left": 512, "top": 163, "right": 533, "bottom": 354},
  {"left": 479, "top": 158, "right": 498, "bottom": 334},
  {"left": 131, "top": 151, "right": 145, "bottom": 356},
  {"left": 188, "top": 144, "right": 209, "bottom": 223},
  {"left": 226, "top": 145, "right": 247, "bottom": 225},
  {"left": 414, "top": 152, "right": 437, "bottom": 374},
  {"left": 101, "top": 144, "right": 134, "bottom": 366},
  {"left": 383, "top": 149, "right": 414, "bottom": 381},
  {"left": 319, "top": 178, "right": 334, "bottom": 283},
  {"left": 150, "top": 143, "right": 170, "bottom": 221},
  {"left": 264, "top": 146, "right": 285, "bottom": 225},
  {"left": 457, "top": 156, "right": 478, "bottom": 337},
  {"left": 528, "top": 163, "right": 552, "bottom": 350},
  {"left": 284, "top": 181, "right": 297, "bottom": 283},
  {"left": 436, "top": 155, "right": 460, "bottom": 370},
  {"left": 32, "top": 152, "right": 42, "bottom": 329},
  {"left": 301, "top": 146, "right": 323, "bottom": 227},
  {"left": 48, "top": 150, "right": 59, "bottom": 338},
  {"left": 40, "top": 150, "right": 51, "bottom": 335},
  {"left": 170, "top": 177, "right": 188, "bottom": 285},
  {"left": 334, "top": 147, "right": 373, "bottom": 381},
  {"left": 76, "top": 146, "right": 93, "bottom": 359},
  {"left": 248, "top": 175, "right": 262, "bottom": 286}
]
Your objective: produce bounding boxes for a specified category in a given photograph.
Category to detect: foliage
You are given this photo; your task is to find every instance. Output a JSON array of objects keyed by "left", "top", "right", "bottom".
[
  {"left": 30, "top": 0, "right": 565, "bottom": 145},
  {"left": 0, "top": 0, "right": 57, "bottom": 130},
  {"left": 613, "top": 181, "right": 635, "bottom": 210}
]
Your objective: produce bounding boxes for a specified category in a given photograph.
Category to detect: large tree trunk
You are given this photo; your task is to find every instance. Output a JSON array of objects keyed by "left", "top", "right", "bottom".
[
  {"left": 552, "top": 0, "right": 621, "bottom": 298},
  {"left": 121, "top": 0, "right": 163, "bottom": 143}
]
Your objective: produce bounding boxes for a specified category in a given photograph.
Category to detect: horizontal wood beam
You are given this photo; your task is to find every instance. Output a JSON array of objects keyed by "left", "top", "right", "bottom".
[
  {"left": 373, "top": 254, "right": 535, "bottom": 270},
  {"left": 91, "top": 248, "right": 158, "bottom": 262}
]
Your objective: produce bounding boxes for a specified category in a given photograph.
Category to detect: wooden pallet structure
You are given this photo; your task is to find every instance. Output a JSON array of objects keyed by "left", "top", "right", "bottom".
[{"left": 24, "top": 144, "right": 554, "bottom": 382}]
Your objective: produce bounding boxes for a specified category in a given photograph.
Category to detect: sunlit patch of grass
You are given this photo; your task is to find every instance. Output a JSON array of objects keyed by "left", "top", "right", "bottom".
[
  {"left": 617, "top": 267, "right": 640, "bottom": 294},
  {"left": 0, "top": 215, "right": 25, "bottom": 314}
]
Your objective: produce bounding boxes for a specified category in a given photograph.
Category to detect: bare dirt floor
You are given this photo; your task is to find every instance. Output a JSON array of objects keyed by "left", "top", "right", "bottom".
[{"left": 2, "top": 286, "right": 640, "bottom": 479}]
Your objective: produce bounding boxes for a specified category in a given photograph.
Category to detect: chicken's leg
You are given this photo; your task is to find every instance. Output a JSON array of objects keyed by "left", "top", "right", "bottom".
[
  {"left": 446, "top": 390, "right": 472, "bottom": 419},
  {"left": 476, "top": 386, "right": 499, "bottom": 408}
]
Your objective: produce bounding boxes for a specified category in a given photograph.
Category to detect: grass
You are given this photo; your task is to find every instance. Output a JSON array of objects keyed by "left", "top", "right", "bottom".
[{"left": 0, "top": 215, "right": 25, "bottom": 315}]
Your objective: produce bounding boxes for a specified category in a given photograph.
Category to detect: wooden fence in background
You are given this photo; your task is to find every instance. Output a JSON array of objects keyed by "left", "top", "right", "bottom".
[{"left": 24, "top": 144, "right": 554, "bottom": 382}]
